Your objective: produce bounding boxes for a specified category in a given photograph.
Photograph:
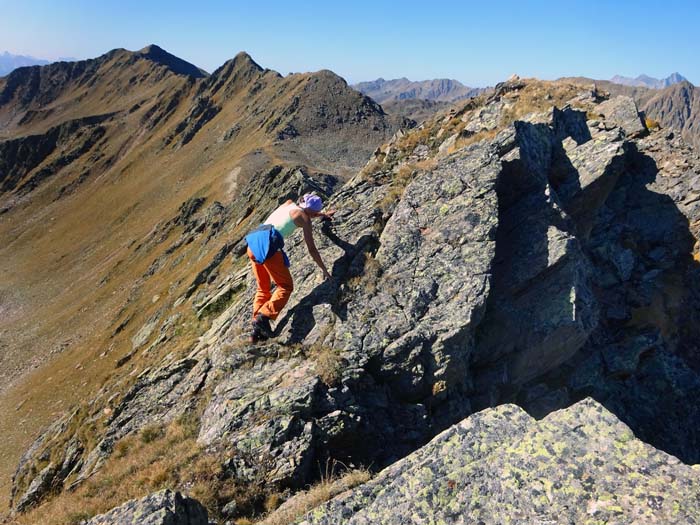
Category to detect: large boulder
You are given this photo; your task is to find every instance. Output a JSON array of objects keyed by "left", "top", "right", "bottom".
[
  {"left": 301, "top": 399, "right": 700, "bottom": 525},
  {"left": 595, "top": 95, "right": 647, "bottom": 138},
  {"left": 85, "top": 489, "right": 208, "bottom": 525}
]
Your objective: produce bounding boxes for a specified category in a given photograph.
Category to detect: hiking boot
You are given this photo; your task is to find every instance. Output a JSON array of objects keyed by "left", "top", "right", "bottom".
[
  {"left": 253, "top": 313, "right": 274, "bottom": 339},
  {"left": 249, "top": 330, "right": 266, "bottom": 344}
]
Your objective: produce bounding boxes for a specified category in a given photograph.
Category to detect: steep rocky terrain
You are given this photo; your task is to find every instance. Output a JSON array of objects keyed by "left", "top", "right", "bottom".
[
  {"left": 643, "top": 80, "right": 700, "bottom": 150},
  {"left": 564, "top": 76, "right": 700, "bottom": 151},
  {"left": 0, "top": 45, "right": 399, "bottom": 515},
  {"left": 5, "top": 72, "right": 700, "bottom": 524}
]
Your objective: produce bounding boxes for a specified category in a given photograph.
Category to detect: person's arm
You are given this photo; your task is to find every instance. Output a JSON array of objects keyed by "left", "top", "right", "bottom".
[{"left": 302, "top": 220, "right": 331, "bottom": 279}]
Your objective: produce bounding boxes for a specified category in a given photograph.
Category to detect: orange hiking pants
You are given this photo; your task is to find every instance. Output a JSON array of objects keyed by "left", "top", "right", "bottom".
[{"left": 247, "top": 247, "right": 294, "bottom": 321}]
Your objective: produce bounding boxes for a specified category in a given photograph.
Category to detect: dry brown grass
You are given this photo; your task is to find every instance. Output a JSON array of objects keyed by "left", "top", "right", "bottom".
[
  {"left": 645, "top": 116, "right": 661, "bottom": 130},
  {"left": 257, "top": 468, "right": 371, "bottom": 525},
  {"left": 310, "top": 346, "right": 343, "bottom": 387},
  {"left": 498, "top": 81, "right": 583, "bottom": 127},
  {"left": 347, "top": 252, "right": 382, "bottom": 297},
  {"left": 446, "top": 128, "right": 499, "bottom": 155},
  {"left": 13, "top": 414, "right": 235, "bottom": 525},
  {"left": 398, "top": 126, "right": 432, "bottom": 153},
  {"left": 377, "top": 163, "right": 417, "bottom": 213}
]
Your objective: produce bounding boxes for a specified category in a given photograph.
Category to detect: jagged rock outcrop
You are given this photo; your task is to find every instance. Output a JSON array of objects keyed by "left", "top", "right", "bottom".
[
  {"left": 10, "top": 80, "right": 700, "bottom": 520},
  {"left": 85, "top": 489, "right": 208, "bottom": 525},
  {"left": 301, "top": 399, "right": 700, "bottom": 524},
  {"left": 565, "top": 77, "right": 700, "bottom": 151}
]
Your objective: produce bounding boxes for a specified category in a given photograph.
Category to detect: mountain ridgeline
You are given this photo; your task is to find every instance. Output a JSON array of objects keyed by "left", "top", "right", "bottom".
[
  {"left": 610, "top": 72, "right": 687, "bottom": 89},
  {"left": 353, "top": 77, "right": 486, "bottom": 103},
  {"left": 353, "top": 77, "right": 490, "bottom": 123},
  {"left": 1, "top": 49, "right": 700, "bottom": 525}
]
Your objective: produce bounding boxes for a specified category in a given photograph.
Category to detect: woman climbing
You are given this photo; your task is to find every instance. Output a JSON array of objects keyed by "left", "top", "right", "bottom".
[{"left": 244, "top": 193, "right": 335, "bottom": 342}]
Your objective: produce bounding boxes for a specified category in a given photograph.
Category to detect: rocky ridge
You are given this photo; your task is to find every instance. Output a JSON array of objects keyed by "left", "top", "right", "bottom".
[
  {"left": 0, "top": 52, "right": 50, "bottom": 77},
  {"left": 7, "top": 77, "right": 700, "bottom": 523},
  {"left": 303, "top": 399, "right": 700, "bottom": 524},
  {"left": 642, "top": 80, "right": 700, "bottom": 150}
]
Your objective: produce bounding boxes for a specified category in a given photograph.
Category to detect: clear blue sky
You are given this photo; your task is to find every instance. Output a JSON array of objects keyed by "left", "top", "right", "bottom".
[{"left": 1, "top": 0, "right": 698, "bottom": 86}]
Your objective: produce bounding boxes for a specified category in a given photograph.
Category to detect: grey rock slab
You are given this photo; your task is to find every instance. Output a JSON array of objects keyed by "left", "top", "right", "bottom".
[
  {"left": 552, "top": 128, "right": 627, "bottom": 235},
  {"left": 86, "top": 489, "right": 208, "bottom": 525},
  {"left": 473, "top": 123, "right": 598, "bottom": 388},
  {"left": 14, "top": 462, "right": 58, "bottom": 512},
  {"left": 596, "top": 96, "right": 646, "bottom": 138},
  {"left": 198, "top": 354, "right": 319, "bottom": 486},
  {"left": 301, "top": 399, "right": 700, "bottom": 525},
  {"left": 367, "top": 144, "right": 499, "bottom": 400}
]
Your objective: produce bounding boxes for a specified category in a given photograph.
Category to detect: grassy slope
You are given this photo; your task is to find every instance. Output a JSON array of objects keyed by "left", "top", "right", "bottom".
[{"left": 0, "top": 48, "right": 393, "bottom": 508}]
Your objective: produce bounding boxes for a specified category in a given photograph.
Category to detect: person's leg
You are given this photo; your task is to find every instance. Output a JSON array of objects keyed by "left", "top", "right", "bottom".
[
  {"left": 247, "top": 247, "right": 271, "bottom": 321},
  {"left": 258, "top": 250, "right": 294, "bottom": 320}
]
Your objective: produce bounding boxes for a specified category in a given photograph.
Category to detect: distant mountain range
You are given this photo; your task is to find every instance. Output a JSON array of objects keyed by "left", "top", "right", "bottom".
[
  {"left": 563, "top": 74, "right": 700, "bottom": 150},
  {"left": 0, "top": 51, "right": 50, "bottom": 76},
  {"left": 353, "top": 77, "right": 487, "bottom": 103},
  {"left": 610, "top": 72, "right": 688, "bottom": 89}
]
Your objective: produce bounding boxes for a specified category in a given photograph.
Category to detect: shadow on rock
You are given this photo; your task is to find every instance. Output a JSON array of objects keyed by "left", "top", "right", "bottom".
[
  {"left": 479, "top": 121, "right": 700, "bottom": 464},
  {"left": 275, "top": 220, "right": 380, "bottom": 344}
]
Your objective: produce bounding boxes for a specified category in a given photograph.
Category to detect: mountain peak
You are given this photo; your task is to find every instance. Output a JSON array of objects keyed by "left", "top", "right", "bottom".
[
  {"left": 138, "top": 44, "right": 164, "bottom": 54},
  {"left": 213, "top": 51, "right": 264, "bottom": 75},
  {"left": 135, "top": 44, "right": 206, "bottom": 78}
]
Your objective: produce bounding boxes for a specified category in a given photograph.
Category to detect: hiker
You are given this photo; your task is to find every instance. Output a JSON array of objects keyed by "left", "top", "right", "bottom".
[{"left": 244, "top": 193, "right": 335, "bottom": 342}]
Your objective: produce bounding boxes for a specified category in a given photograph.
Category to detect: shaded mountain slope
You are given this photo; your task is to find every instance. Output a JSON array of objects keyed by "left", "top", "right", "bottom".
[
  {"left": 380, "top": 97, "right": 454, "bottom": 124},
  {"left": 0, "top": 46, "right": 399, "bottom": 510},
  {"left": 9, "top": 77, "right": 700, "bottom": 523},
  {"left": 643, "top": 80, "right": 700, "bottom": 150}
]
